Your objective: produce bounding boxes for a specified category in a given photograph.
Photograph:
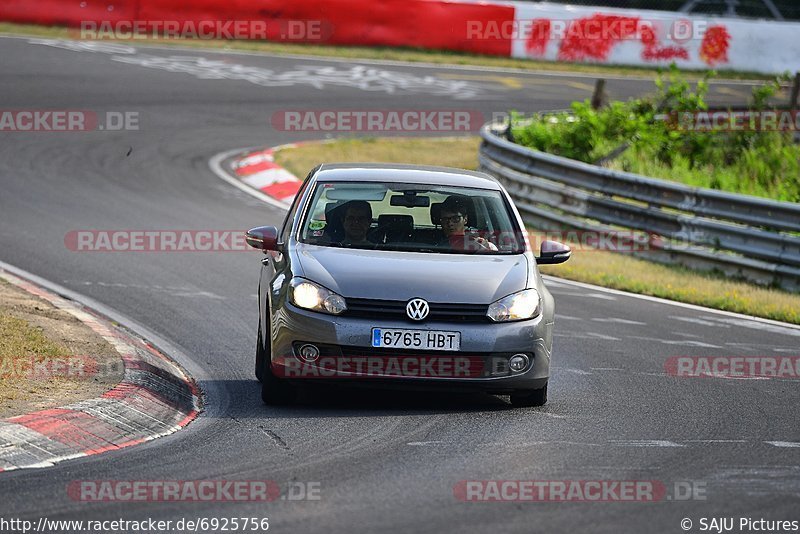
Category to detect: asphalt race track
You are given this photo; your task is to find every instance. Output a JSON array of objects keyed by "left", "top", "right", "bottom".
[{"left": 1, "top": 35, "right": 798, "bottom": 533}]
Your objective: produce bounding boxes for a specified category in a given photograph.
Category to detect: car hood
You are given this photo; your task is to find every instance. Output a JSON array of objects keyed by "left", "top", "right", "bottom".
[{"left": 294, "top": 244, "right": 529, "bottom": 303}]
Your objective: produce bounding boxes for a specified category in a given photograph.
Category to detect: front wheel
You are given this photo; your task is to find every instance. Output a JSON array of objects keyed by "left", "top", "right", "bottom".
[
  {"left": 261, "top": 364, "right": 297, "bottom": 405},
  {"left": 510, "top": 383, "right": 547, "bottom": 407},
  {"left": 255, "top": 318, "right": 267, "bottom": 382},
  {"left": 256, "top": 318, "right": 296, "bottom": 404}
]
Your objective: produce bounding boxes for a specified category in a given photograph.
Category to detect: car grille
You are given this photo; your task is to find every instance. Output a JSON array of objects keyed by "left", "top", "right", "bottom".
[{"left": 344, "top": 298, "right": 490, "bottom": 323}]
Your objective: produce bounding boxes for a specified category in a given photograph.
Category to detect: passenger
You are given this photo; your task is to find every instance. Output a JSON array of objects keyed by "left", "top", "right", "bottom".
[
  {"left": 340, "top": 200, "right": 374, "bottom": 247},
  {"left": 438, "top": 196, "right": 497, "bottom": 252}
]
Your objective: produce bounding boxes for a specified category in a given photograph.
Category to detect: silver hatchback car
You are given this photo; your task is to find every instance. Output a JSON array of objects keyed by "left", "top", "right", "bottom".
[{"left": 246, "top": 163, "right": 570, "bottom": 407}]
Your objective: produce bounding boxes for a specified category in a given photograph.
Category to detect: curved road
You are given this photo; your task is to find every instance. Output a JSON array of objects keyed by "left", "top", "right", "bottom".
[{"left": 1, "top": 35, "right": 798, "bottom": 533}]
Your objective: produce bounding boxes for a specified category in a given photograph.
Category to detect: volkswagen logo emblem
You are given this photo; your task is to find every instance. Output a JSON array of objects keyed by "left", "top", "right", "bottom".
[{"left": 406, "top": 298, "right": 430, "bottom": 321}]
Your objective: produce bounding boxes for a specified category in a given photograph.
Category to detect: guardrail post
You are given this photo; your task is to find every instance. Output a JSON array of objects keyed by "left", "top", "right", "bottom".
[
  {"left": 591, "top": 79, "right": 607, "bottom": 110},
  {"left": 790, "top": 72, "right": 800, "bottom": 110}
]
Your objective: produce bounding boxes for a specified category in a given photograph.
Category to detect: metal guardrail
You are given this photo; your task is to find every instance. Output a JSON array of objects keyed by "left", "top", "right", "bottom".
[{"left": 479, "top": 122, "right": 800, "bottom": 292}]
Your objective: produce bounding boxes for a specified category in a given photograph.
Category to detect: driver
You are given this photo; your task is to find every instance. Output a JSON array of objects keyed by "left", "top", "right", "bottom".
[
  {"left": 437, "top": 196, "right": 497, "bottom": 252},
  {"left": 340, "top": 200, "right": 374, "bottom": 247}
]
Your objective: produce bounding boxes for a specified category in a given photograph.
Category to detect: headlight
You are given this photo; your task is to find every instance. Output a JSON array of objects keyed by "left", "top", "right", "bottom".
[
  {"left": 487, "top": 289, "right": 541, "bottom": 322},
  {"left": 289, "top": 278, "right": 347, "bottom": 315}
]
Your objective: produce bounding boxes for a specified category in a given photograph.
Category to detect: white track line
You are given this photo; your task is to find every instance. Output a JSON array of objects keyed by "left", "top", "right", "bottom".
[{"left": 543, "top": 275, "right": 800, "bottom": 332}]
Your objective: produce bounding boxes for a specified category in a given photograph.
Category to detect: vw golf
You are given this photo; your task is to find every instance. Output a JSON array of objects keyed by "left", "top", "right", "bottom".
[{"left": 246, "top": 163, "right": 570, "bottom": 407}]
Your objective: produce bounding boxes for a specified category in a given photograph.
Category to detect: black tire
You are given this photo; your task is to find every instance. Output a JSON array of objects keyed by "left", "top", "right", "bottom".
[
  {"left": 260, "top": 365, "right": 296, "bottom": 405},
  {"left": 510, "top": 383, "right": 548, "bottom": 407},
  {"left": 255, "top": 318, "right": 266, "bottom": 382},
  {"left": 255, "top": 316, "right": 296, "bottom": 405}
]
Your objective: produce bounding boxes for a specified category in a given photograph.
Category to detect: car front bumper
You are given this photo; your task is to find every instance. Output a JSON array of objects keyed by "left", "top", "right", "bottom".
[{"left": 268, "top": 303, "right": 552, "bottom": 393}]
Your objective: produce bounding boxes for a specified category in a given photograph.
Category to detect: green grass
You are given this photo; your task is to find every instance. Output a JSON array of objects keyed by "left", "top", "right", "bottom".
[
  {"left": 537, "top": 248, "right": 800, "bottom": 324},
  {"left": 0, "top": 22, "right": 774, "bottom": 81},
  {"left": 511, "top": 71, "right": 800, "bottom": 203},
  {"left": 0, "top": 313, "right": 72, "bottom": 402},
  {"left": 274, "top": 136, "right": 800, "bottom": 324}
]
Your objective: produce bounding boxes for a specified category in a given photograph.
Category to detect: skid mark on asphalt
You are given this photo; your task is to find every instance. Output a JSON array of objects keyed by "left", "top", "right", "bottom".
[
  {"left": 685, "top": 440, "right": 747, "bottom": 444},
  {"left": 260, "top": 427, "right": 291, "bottom": 451},
  {"left": 591, "top": 317, "right": 647, "bottom": 325},
  {"left": 553, "top": 291, "right": 618, "bottom": 301},
  {"left": 659, "top": 340, "right": 723, "bottom": 348},
  {"left": 706, "top": 467, "right": 800, "bottom": 496},
  {"left": 555, "top": 332, "right": 621, "bottom": 341},
  {"left": 669, "top": 316, "right": 729, "bottom": 328},
  {"left": 610, "top": 440, "right": 685, "bottom": 447},
  {"left": 62, "top": 280, "right": 225, "bottom": 299},
  {"left": 556, "top": 367, "right": 593, "bottom": 375},
  {"left": 723, "top": 342, "right": 798, "bottom": 354},
  {"left": 565, "top": 366, "right": 800, "bottom": 383},
  {"left": 406, "top": 439, "right": 800, "bottom": 448},
  {"left": 700, "top": 316, "right": 800, "bottom": 337},
  {"left": 627, "top": 335, "right": 723, "bottom": 349}
]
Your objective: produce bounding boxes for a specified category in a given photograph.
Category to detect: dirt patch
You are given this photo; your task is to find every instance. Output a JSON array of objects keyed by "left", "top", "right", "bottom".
[{"left": 0, "top": 279, "right": 124, "bottom": 419}]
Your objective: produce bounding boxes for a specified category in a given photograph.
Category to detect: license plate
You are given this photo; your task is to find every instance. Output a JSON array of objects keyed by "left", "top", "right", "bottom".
[{"left": 371, "top": 328, "right": 460, "bottom": 351}]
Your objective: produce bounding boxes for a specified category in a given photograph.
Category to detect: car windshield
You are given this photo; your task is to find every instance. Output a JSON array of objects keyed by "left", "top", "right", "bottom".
[{"left": 298, "top": 181, "right": 526, "bottom": 254}]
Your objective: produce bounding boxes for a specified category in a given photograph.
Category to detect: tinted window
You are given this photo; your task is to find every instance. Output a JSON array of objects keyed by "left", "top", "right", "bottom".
[{"left": 299, "top": 181, "right": 525, "bottom": 254}]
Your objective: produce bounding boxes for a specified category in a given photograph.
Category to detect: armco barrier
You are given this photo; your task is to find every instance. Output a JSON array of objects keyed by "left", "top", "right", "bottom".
[{"left": 479, "top": 122, "right": 800, "bottom": 292}]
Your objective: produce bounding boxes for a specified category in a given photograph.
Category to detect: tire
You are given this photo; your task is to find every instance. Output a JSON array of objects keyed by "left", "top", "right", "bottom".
[
  {"left": 510, "top": 383, "right": 548, "bottom": 407},
  {"left": 256, "top": 317, "right": 296, "bottom": 405},
  {"left": 255, "top": 318, "right": 266, "bottom": 382},
  {"left": 260, "top": 365, "right": 296, "bottom": 405}
]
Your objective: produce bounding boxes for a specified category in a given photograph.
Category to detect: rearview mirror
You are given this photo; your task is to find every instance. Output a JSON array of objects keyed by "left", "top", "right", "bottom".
[
  {"left": 246, "top": 226, "right": 280, "bottom": 252},
  {"left": 537, "top": 240, "right": 571, "bottom": 265},
  {"left": 390, "top": 193, "right": 430, "bottom": 208}
]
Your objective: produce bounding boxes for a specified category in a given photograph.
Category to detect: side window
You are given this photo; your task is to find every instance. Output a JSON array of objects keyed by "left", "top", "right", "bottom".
[{"left": 280, "top": 175, "right": 312, "bottom": 242}]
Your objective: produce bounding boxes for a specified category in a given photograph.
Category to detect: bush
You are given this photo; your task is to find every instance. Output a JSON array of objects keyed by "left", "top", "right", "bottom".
[{"left": 510, "top": 67, "right": 800, "bottom": 202}]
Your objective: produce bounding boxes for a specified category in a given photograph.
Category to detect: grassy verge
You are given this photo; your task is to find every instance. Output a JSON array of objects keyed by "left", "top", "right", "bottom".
[
  {"left": 0, "top": 279, "right": 124, "bottom": 418},
  {"left": 511, "top": 71, "right": 800, "bottom": 202},
  {"left": 0, "top": 22, "right": 773, "bottom": 81},
  {"left": 274, "top": 136, "right": 800, "bottom": 324},
  {"left": 0, "top": 314, "right": 73, "bottom": 403}
]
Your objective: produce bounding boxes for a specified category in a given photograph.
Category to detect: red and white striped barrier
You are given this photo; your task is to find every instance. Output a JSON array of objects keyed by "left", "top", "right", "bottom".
[
  {"left": 1, "top": 0, "right": 798, "bottom": 74},
  {"left": 232, "top": 146, "right": 301, "bottom": 204}
]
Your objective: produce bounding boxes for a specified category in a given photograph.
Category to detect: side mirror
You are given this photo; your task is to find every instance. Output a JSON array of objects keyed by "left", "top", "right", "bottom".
[
  {"left": 537, "top": 240, "right": 571, "bottom": 265},
  {"left": 246, "top": 226, "right": 280, "bottom": 252}
]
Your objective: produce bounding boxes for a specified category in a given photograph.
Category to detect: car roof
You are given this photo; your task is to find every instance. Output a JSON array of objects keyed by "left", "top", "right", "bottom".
[{"left": 313, "top": 163, "right": 503, "bottom": 190}]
